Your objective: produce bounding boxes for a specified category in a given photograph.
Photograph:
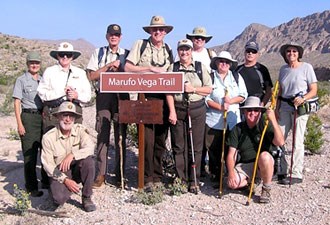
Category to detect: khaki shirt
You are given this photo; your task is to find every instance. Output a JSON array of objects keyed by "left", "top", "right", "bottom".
[
  {"left": 126, "top": 38, "right": 172, "bottom": 70},
  {"left": 168, "top": 61, "right": 212, "bottom": 102},
  {"left": 41, "top": 124, "right": 95, "bottom": 183}
]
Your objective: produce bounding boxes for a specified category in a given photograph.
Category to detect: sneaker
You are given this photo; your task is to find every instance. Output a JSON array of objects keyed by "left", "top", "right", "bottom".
[
  {"left": 290, "top": 177, "right": 303, "bottom": 184},
  {"left": 29, "top": 190, "right": 44, "bottom": 197},
  {"left": 278, "top": 175, "right": 290, "bottom": 185},
  {"left": 92, "top": 175, "right": 105, "bottom": 188},
  {"left": 82, "top": 196, "right": 96, "bottom": 212},
  {"left": 259, "top": 186, "right": 271, "bottom": 204}
]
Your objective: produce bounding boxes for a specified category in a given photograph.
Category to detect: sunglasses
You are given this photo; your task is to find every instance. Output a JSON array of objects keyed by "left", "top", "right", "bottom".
[
  {"left": 151, "top": 27, "right": 165, "bottom": 32},
  {"left": 246, "top": 108, "right": 261, "bottom": 112},
  {"left": 194, "top": 36, "right": 206, "bottom": 40},
  {"left": 218, "top": 59, "right": 231, "bottom": 65},
  {"left": 58, "top": 52, "right": 73, "bottom": 58},
  {"left": 286, "top": 49, "right": 298, "bottom": 53},
  {"left": 245, "top": 49, "right": 258, "bottom": 54}
]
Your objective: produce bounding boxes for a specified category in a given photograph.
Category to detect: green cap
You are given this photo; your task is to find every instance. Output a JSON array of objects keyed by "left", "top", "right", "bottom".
[{"left": 26, "top": 51, "right": 41, "bottom": 63}]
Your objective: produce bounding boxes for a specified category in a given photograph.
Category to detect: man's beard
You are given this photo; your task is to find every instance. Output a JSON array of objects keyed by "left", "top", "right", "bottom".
[{"left": 59, "top": 120, "right": 74, "bottom": 131}]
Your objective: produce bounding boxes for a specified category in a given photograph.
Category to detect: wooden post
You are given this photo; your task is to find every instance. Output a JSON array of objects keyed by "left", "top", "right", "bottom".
[{"left": 138, "top": 93, "right": 145, "bottom": 190}]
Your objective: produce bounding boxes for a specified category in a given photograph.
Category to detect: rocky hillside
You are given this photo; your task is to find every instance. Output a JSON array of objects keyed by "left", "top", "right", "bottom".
[{"left": 212, "top": 10, "right": 330, "bottom": 80}]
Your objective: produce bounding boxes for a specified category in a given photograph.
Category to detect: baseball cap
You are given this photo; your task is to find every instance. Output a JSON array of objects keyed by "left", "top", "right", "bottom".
[
  {"left": 26, "top": 51, "right": 41, "bottom": 63},
  {"left": 245, "top": 41, "right": 259, "bottom": 52},
  {"left": 107, "top": 24, "right": 122, "bottom": 35},
  {"left": 177, "top": 39, "right": 193, "bottom": 49}
]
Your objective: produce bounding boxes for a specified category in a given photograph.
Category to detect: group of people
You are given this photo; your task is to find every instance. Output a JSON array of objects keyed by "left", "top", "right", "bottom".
[{"left": 12, "top": 15, "right": 318, "bottom": 212}]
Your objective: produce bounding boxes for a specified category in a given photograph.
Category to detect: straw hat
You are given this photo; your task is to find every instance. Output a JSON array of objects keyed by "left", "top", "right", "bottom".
[
  {"left": 186, "top": 26, "right": 212, "bottom": 43},
  {"left": 280, "top": 42, "right": 304, "bottom": 63},
  {"left": 143, "top": 15, "right": 173, "bottom": 34}
]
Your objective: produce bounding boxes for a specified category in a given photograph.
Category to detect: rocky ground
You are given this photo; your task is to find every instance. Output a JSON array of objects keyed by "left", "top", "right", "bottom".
[{"left": 0, "top": 103, "right": 329, "bottom": 225}]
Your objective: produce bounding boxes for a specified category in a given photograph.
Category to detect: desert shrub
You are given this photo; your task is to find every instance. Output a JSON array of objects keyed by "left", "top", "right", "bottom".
[
  {"left": 13, "top": 184, "right": 31, "bottom": 216},
  {"left": 8, "top": 128, "right": 20, "bottom": 140},
  {"left": 304, "top": 114, "right": 324, "bottom": 154},
  {"left": 127, "top": 124, "right": 138, "bottom": 146}
]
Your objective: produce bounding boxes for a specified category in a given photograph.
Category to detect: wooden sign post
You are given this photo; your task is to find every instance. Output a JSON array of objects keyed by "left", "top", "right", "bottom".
[{"left": 100, "top": 72, "right": 184, "bottom": 190}]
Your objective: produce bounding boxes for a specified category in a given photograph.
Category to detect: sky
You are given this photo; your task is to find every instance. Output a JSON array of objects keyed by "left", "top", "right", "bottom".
[{"left": 1, "top": 1, "right": 329, "bottom": 51}]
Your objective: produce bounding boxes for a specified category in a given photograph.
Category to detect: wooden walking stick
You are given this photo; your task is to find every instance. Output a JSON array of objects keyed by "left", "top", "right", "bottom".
[
  {"left": 219, "top": 88, "right": 228, "bottom": 197},
  {"left": 246, "top": 81, "right": 279, "bottom": 206}
]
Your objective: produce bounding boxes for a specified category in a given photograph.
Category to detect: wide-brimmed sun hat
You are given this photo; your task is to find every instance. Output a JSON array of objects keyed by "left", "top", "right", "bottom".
[
  {"left": 143, "top": 15, "right": 173, "bottom": 34},
  {"left": 50, "top": 42, "right": 81, "bottom": 60},
  {"left": 239, "top": 96, "right": 266, "bottom": 111},
  {"left": 280, "top": 42, "right": 304, "bottom": 63},
  {"left": 177, "top": 39, "right": 193, "bottom": 49},
  {"left": 52, "top": 101, "right": 82, "bottom": 117},
  {"left": 210, "top": 51, "right": 238, "bottom": 70},
  {"left": 186, "top": 26, "right": 212, "bottom": 43}
]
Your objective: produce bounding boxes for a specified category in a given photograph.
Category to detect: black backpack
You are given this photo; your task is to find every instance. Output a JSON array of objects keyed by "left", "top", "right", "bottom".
[
  {"left": 140, "top": 39, "right": 174, "bottom": 64},
  {"left": 172, "top": 61, "right": 203, "bottom": 84},
  {"left": 235, "top": 62, "right": 265, "bottom": 90},
  {"left": 209, "top": 70, "right": 239, "bottom": 85}
]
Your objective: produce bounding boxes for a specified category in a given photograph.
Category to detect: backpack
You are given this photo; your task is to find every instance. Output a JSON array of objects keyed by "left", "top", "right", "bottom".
[
  {"left": 206, "top": 48, "right": 214, "bottom": 60},
  {"left": 140, "top": 39, "right": 174, "bottom": 64},
  {"left": 173, "top": 61, "right": 203, "bottom": 84},
  {"left": 97, "top": 46, "right": 130, "bottom": 67},
  {"left": 235, "top": 62, "right": 265, "bottom": 90}
]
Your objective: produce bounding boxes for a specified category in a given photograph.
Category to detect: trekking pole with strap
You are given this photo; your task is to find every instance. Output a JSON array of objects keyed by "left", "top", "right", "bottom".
[
  {"left": 219, "top": 88, "right": 228, "bottom": 197},
  {"left": 289, "top": 91, "right": 302, "bottom": 187},
  {"left": 246, "top": 81, "right": 279, "bottom": 206},
  {"left": 187, "top": 100, "right": 198, "bottom": 194}
]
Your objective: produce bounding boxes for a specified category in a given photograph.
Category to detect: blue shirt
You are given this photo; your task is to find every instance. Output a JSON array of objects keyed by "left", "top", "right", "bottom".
[{"left": 205, "top": 70, "right": 247, "bottom": 130}]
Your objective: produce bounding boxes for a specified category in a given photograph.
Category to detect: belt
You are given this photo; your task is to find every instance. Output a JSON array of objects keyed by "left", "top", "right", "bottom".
[
  {"left": 22, "top": 108, "right": 42, "bottom": 114},
  {"left": 175, "top": 99, "right": 205, "bottom": 110}
]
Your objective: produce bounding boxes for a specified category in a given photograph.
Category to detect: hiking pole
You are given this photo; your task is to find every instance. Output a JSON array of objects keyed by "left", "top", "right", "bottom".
[
  {"left": 219, "top": 88, "right": 228, "bottom": 197},
  {"left": 187, "top": 100, "right": 198, "bottom": 194},
  {"left": 246, "top": 81, "right": 279, "bottom": 206}
]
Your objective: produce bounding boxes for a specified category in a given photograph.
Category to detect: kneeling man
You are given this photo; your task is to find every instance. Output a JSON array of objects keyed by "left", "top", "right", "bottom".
[
  {"left": 41, "top": 101, "right": 96, "bottom": 212},
  {"left": 226, "top": 96, "right": 284, "bottom": 203}
]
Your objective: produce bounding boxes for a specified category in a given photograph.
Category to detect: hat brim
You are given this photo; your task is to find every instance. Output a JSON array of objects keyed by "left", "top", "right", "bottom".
[
  {"left": 50, "top": 51, "right": 81, "bottom": 60},
  {"left": 239, "top": 105, "right": 266, "bottom": 111},
  {"left": 52, "top": 110, "right": 82, "bottom": 117},
  {"left": 143, "top": 25, "right": 173, "bottom": 34},
  {"left": 210, "top": 57, "right": 238, "bottom": 71},
  {"left": 280, "top": 44, "right": 304, "bottom": 63},
  {"left": 186, "top": 34, "right": 212, "bottom": 43}
]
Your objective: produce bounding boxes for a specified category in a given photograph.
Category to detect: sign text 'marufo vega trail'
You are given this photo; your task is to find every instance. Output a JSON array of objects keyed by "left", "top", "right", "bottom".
[{"left": 100, "top": 72, "right": 184, "bottom": 93}]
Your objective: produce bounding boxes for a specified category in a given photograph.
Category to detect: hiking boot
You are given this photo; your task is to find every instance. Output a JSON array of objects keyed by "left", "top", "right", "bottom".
[
  {"left": 82, "top": 196, "right": 96, "bottom": 212},
  {"left": 259, "top": 186, "right": 271, "bottom": 204},
  {"left": 92, "top": 175, "right": 105, "bottom": 188},
  {"left": 278, "top": 175, "right": 290, "bottom": 185},
  {"left": 189, "top": 184, "right": 200, "bottom": 195},
  {"left": 29, "top": 190, "right": 44, "bottom": 197}
]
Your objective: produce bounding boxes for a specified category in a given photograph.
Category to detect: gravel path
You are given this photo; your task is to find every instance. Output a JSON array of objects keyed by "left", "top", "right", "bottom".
[{"left": 0, "top": 104, "right": 329, "bottom": 225}]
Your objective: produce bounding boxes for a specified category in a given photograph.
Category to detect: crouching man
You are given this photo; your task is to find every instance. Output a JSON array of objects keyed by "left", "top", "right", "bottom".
[
  {"left": 41, "top": 101, "right": 96, "bottom": 212},
  {"left": 226, "top": 96, "right": 284, "bottom": 203}
]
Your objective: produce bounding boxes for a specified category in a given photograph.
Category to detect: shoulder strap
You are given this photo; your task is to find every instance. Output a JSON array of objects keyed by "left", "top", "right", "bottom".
[
  {"left": 207, "top": 48, "right": 213, "bottom": 60},
  {"left": 173, "top": 61, "right": 180, "bottom": 72},
  {"left": 97, "top": 46, "right": 106, "bottom": 65},
  {"left": 140, "top": 39, "right": 174, "bottom": 64},
  {"left": 254, "top": 62, "right": 265, "bottom": 90},
  {"left": 195, "top": 61, "right": 203, "bottom": 83},
  {"left": 140, "top": 39, "right": 148, "bottom": 56},
  {"left": 232, "top": 70, "right": 239, "bottom": 85},
  {"left": 210, "top": 71, "right": 215, "bottom": 84}
]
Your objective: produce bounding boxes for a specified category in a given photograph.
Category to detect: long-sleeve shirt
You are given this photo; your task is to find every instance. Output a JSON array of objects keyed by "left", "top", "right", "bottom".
[
  {"left": 41, "top": 124, "right": 95, "bottom": 183},
  {"left": 37, "top": 63, "right": 91, "bottom": 103},
  {"left": 205, "top": 70, "right": 248, "bottom": 130}
]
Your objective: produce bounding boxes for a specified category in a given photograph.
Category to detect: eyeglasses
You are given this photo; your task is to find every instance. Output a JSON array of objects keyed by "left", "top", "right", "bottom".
[
  {"left": 286, "top": 49, "right": 297, "bottom": 53},
  {"left": 218, "top": 59, "right": 231, "bottom": 65},
  {"left": 151, "top": 27, "right": 165, "bottom": 32},
  {"left": 61, "top": 113, "right": 75, "bottom": 119},
  {"left": 245, "top": 49, "right": 258, "bottom": 54},
  {"left": 58, "top": 52, "right": 73, "bottom": 58},
  {"left": 246, "top": 108, "right": 261, "bottom": 112},
  {"left": 193, "top": 36, "right": 206, "bottom": 41}
]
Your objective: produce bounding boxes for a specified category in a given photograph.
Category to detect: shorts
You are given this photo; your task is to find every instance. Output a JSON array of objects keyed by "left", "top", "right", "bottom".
[{"left": 235, "top": 162, "right": 255, "bottom": 181}]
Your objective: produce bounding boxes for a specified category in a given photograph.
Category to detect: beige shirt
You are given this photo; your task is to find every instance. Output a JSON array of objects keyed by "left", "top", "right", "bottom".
[
  {"left": 126, "top": 38, "right": 172, "bottom": 69},
  {"left": 168, "top": 61, "right": 212, "bottom": 102},
  {"left": 41, "top": 124, "right": 95, "bottom": 183}
]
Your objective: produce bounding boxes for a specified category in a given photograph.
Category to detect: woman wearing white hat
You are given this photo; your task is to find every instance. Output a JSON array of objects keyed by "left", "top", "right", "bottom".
[{"left": 205, "top": 51, "right": 247, "bottom": 184}]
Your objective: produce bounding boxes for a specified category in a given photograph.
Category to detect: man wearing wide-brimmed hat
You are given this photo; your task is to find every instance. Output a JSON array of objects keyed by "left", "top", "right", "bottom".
[
  {"left": 235, "top": 41, "right": 273, "bottom": 106},
  {"left": 185, "top": 26, "right": 216, "bottom": 73},
  {"left": 125, "top": 15, "right": 174, "bottom": 191},
  {"left": 226, "top": 96, "right": 284, "bottom": 203},
  {"left": 37, "top": 42, "right": 91, "bottom": 133},
  {"left": 41, "top": 101, "right": 96, "bottom": 212}
]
